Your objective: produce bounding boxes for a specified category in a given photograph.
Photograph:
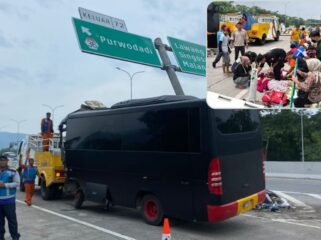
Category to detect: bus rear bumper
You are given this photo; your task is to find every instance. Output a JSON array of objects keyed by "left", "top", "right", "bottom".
[{"left": 207, "top": 190, "right": 265, "bottom": 222}]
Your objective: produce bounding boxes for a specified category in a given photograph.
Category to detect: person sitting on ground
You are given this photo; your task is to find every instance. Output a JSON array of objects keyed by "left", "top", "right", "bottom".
[
  {"left": 293, "top": 58, "right": 321, "bottom": 107},
  {"left": 290, "top": 42, "right": 297, "bottom": 54},
  {"left": 219, "top": 27, "right": 232, "bottom": 74},
  {"left": 233, "top": 56, "right": 251, "bottom": 89},
  {"left": 285, "top": 50, "right": 308, "bottom": 80},
  {"left": 232, "top": 51, "right": 257, "bottom": 73}
]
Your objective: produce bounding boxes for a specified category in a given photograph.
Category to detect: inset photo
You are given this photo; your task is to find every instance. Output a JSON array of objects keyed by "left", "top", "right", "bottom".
[{"left": 207, "top": 0, "right": 321, "bottom": 109}]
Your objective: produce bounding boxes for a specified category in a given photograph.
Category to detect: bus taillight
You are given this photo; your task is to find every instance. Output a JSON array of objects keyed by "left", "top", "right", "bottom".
[{"left": 208, "top": 158, "right": 223, "bottom": 195}]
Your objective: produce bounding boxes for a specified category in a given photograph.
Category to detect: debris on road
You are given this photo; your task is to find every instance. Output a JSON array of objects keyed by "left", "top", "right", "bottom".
[{"left": 255, "top": 189, "right": 293, "bottom": 212}]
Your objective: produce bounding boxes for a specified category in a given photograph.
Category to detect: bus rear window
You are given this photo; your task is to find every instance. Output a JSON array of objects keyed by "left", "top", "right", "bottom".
[{"left": 213, "top": 110, "right": 259, "bottom": 134}]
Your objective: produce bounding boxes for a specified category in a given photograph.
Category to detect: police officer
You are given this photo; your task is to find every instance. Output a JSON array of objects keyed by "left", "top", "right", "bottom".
[{"left": 0, "top": 155, "right": 20, "bottom": 240}]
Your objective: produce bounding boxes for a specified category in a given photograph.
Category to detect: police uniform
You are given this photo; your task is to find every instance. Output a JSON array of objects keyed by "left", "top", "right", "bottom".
[{"left": 0, "top": 166, "right": 20, "bottom": 240}]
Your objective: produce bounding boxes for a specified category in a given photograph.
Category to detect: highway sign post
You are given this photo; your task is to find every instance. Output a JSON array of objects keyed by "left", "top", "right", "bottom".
[
  {"left": 167, "top": 36, "right": 206, "bottom": 76},
  {"left": 154, "top": 38, "right": 184, "bottom": 95},
  {"left": 72, "top": 18, "right": 162, "bottom": 68},
  {"left": 79, "top": 7, "right": 128, "bottom": 32}
]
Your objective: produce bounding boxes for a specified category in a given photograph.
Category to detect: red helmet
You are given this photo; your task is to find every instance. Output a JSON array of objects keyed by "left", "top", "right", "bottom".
[{"left": 224, "top": 27, "right": 230, "bottom": 32}]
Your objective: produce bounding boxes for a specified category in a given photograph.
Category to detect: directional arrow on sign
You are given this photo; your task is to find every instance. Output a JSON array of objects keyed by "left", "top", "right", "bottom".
[{"left": 81, "top": 26, "right": 92, "bottom": 36}]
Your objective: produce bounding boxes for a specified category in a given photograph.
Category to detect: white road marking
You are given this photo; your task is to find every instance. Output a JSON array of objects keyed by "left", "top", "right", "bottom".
[
  {"left": 308, "top": 194, "right": 321, "bottom": 201},
  {"left": 16, "top": 200, "right": 136, "bottom": 240},
  {"left": 242, "top": 214, "right": 321, "bottom": 230},
  {"left": 272, "top": 190, "right": 321, "bottom": 201}
]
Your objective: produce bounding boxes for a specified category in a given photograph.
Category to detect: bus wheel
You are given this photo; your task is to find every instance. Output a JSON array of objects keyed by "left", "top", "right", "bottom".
[
  {"left": 74, "top": 190, "right": 85, "bottom": 209},
  {"left": 40, "top": 179, "right": 54, "bottom": 200},
  {"left": 141, "top": 194, "right": 163, "bottom": 226}
]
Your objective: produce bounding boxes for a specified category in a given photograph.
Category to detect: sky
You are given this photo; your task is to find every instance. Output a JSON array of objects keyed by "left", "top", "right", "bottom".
[
  {"left": 235, "top": 0, "right": 321, "bottom": 20},
  {"left": 0, "top": 0, "right": 210, "bottom": 134}
]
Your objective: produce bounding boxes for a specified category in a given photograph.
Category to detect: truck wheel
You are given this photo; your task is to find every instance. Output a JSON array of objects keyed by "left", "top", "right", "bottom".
[
  {"left": 141, "top": 194, "right": 164, "bottom": 226},
  {"left": 54, "top": 185, "right": 64, "bottom": 199},
  {"left": 259, "top": 35, "right": 266, "bottom": 45},
  {"left": 74, "top": 190, "right": 85, "bottom": 209},
  {"left": 274, "top": 32, "right": 280, "bottom": 41},
  {"left": 40, "top": 179, "right": 54, "bottom": 200}
]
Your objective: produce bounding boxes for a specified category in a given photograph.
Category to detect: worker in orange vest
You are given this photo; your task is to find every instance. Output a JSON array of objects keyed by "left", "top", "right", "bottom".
[{"left": 41, "top": 112, "right": 53, "bottom": 151}]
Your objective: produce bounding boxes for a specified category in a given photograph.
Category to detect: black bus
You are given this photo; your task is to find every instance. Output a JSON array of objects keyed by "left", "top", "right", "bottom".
[{"left": 59, "top": 96, "right": 265, "bottom": 225}]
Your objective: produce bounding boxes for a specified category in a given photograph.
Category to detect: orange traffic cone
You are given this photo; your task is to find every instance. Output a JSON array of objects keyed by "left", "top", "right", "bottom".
[{"left": 162, "top": 218, "right": 171, "bottom": 240}]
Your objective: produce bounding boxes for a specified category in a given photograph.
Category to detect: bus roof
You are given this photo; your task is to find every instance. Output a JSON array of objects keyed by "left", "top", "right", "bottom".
[
  {"left": 111, "top": 95, "right": 199, "bottom": 109},
  {"left": 64, "top": 95, "right": 202, "bottom": 120}
]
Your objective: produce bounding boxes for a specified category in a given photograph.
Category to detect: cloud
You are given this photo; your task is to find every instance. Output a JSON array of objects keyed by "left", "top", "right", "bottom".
[
  {"left": 0, "top": 66, "right": 29, "bottom": 82},
  {"left": 34, "top": 0, "right": 63, "bottom": 8},
  {"left": 0, "top": 31, "right": 13, "bottom": 48},
  {"left": 0, "top": 1, "right": 30, "bottom": 20}
]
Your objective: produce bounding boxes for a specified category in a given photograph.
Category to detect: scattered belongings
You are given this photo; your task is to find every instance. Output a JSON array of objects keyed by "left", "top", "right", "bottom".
[{"left": 255, "top": 189, "right": 292, "bottom": 212}]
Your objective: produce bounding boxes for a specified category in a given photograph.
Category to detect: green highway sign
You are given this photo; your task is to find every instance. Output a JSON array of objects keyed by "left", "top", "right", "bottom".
[
  {"left": 167, "top": 36, "right": 206, "bottom": 76},
  {"left": 72, "top": 18, "right": 162, "bottom": 68}
]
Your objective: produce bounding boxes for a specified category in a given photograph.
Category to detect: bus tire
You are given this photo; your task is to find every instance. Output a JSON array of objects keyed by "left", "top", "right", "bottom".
[
  {"left": 141, "top": 194, "right": 164, "bottom": 226},
  {"left": 40, "top": 178, "right": 54, "bottom": 200},
  {"left": 74, "top": 190, "right": 85, "bottom": 209}
]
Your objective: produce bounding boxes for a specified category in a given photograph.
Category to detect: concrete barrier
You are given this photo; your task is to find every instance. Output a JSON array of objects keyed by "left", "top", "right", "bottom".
[{"left": 266, "top": 161, "right": 321, "bottom": 180}]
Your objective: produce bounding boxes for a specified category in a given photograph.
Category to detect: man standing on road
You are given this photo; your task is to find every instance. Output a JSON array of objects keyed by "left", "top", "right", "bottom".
[
  {"left": 41, "top": 112, "right": 54, "bottom": 151},
  {"left": 232, "top": 22, "right": 249, "bottom": 62},
  {"left": 310, "top": 30, "right": 321, "bottom": 61},
  {"left": 291, "top": 25, "right": 301, "bottom": 48},
  {"left": 212, "top": 24, "right": 226, "bottom": 68},
  {"left": 19, "top": 158, "right": 38, "bottom": 206},
  {"left": 0, "top": 155, "right": 20, "bottom": 240}
]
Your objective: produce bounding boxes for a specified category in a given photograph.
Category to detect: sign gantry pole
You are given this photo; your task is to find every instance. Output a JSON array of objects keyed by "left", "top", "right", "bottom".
[{"left": 154, "top": 38, "right": 185, "bottom": 96}]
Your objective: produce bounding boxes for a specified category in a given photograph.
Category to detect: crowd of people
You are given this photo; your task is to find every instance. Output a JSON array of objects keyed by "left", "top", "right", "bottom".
[{"left": 212, "top": 22, "right": 321, "bottom": 108}]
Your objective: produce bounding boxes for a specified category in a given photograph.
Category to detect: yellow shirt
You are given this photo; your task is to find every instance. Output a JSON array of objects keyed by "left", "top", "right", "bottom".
[{"left": 291, "top": 29, "right": 301, "bottom": 42}]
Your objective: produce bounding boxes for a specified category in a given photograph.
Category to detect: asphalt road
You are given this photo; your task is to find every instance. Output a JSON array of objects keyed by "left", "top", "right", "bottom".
[
  {"left": 4, "top": 177, "right": 321, "bottom": 240},
  {"left": 207, "top": 35, "right": 292, "bottom": 106}
]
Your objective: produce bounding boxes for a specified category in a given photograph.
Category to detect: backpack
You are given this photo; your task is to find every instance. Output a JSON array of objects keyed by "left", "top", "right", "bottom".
[{"left": 308, "top": 81, "right": 321, "bottom": 103}]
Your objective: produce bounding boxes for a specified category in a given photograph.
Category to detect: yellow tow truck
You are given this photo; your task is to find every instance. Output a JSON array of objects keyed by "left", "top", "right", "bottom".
[
  {"left": 248, "top": 15, "right": 281, "bottom": 45},
  {"left": 18, "top": 134, "right": 65, "bottom": 200},
  {"left": 221, "top": 13, "right": 281, "bottom": 45}
]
